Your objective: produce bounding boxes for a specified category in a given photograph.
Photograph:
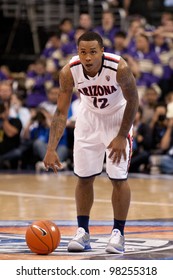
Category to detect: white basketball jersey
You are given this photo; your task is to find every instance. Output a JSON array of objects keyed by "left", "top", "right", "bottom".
[{"left": 69, "top": 52, "right": 126, "bottom": 115}]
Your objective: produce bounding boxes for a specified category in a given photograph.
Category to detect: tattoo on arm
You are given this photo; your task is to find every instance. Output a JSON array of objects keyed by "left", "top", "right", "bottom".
[
  {"left": 47, "top": 108, "right": 67, "bottom": 151},
  {"left": 46, "top": 64, "right": 74, "bottom": 151},
  {"left": 117, "top": 60, "right": 139, "bottom": 138}
]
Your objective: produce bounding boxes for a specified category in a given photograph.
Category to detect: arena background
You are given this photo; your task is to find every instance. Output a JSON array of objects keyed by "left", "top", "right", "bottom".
[
  {"left": 0, "top": 0, "right": 173, "bottom": 268},
  {"left": 0, "top": 0, "right": 165, "bottom": 72}
]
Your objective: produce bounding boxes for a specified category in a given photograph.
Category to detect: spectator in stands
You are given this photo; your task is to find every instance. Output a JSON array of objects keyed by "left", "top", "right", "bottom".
[
  {"left": 150, "top": 103, "right": 167, "bottom": 152},
  {"left": 25, "top": 58, "right": 55, "bottom": 108},
  {"left": 150, "top": 32, "right": 173, "bottom": 99},
  {"left": 0, "top": 81, "right": 13, "bottom": 101},
  {"left": 0, "top": 65, "right": 12, "bottom": 82},
  {"left": 154, "top": 11, "right": 173, "bottom": 36},
  {"left": 94, "top": 10, "right": 120, "bottom": 51},
  {"left": 77, "top": 1, "right": 103, "bottom": 24},
  {"left": 9, "top": 91, "right": 31, "bottom": 136},
  {"left": 0, "top": 99, "right": 22, "bottom": 169},
  {"left": 39, "top": 86, "right": 59, "bottom": 115},
  {"left": 129, "top": 33, "right": 163, "bottom": 102},
  {"left": 0, "top": 70, "right": 8, "bottom": 82},
  {"left": 150, "top": 94, "right": 173, "bottom": 174},
  {"left": 61, "top": 26, "right": 86, "bottom": 62},
  {"left": 142, "top": 86, "right": 161, "bottom": 125},
  {"left": 165, "top": 91, "right": 173, "bottom": 105},
  {"left": 160, "top": 117, "right": 173, "bottom": 174},
  {"left": 111, "top": 31, "right": 128, "bottom": 55},
  {"left": 26, "top": 109, "right": 51, "bottom": 162},
  {"left": 160, "top": 10, "right": 173, "bottom": 26},
  {"left": 129, "top": 106, "right": 152, "bottom": 173},
  {"left": 79, "top": 13, "right": 93, "bottom": 32},
  {"left": 23, "top": 105, "right": 72, "bottom": 172},
  {"left": 41, "top": 32, "right": 65, "bottom": 71},
  {"left": 124, "top": 18, "right": 145, "bottom": 54},
  {"left": 59, "top": 18, "right": 75, "bottom": 45}
]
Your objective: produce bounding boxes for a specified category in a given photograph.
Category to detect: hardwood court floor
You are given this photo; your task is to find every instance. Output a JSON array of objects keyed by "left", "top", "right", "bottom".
[
  {"left": 0, "top": 172, "right": 173, "bottom": 260},
  {"left": 0, "top": 172, "right": 173, "bottom": 221}
]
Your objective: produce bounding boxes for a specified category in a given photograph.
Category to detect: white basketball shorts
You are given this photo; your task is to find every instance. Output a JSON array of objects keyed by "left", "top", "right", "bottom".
[{"left": 73, "top": 104, "right": 133, "bottom": 179}]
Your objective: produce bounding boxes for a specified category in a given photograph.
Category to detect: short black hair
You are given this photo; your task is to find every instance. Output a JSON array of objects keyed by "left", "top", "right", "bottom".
[
  {"left": 77, "top": 31, "right": 103, "bottom": 48},
  {"left": 115, "top": 31, "right": 126, "bottom": 38},
  {"left": 59, "top": 18, "right": 72, "bottom": 26}
]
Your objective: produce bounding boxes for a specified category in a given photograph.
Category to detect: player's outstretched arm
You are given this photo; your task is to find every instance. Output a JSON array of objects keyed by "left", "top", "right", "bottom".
[{"left": 43, "top": 64, "right": 74, "bottom": 173}]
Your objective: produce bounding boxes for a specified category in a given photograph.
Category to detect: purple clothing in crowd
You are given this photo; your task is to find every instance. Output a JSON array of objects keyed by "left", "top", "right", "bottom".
[
  {"left": 130, "top": 49, "right": 163, "bottom": 88},
  {"left": 150, "top": 42, "right": 172, "bottom": 80},
  {"left": 93, "top": 26, "right": 120, "bottom": 51},
  {"left": 0, "top": 71, "right": 8, "bottom": 81},
  {"left": 25, "top": 71, "right": 54, "bottom": 108}
]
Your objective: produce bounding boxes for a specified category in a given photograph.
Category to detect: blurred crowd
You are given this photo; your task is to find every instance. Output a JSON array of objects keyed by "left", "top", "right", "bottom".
[{"left": 1, "top": 2, "right": 173, "bottom": 174}]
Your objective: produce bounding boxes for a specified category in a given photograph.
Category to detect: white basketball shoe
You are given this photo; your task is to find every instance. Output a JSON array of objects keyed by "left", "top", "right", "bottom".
[
  {"left": 105, "top": 229, "right": 125, "bottom": 254},
  {"left": 68, "top": 227, "right": 91, "bottom": 252}
]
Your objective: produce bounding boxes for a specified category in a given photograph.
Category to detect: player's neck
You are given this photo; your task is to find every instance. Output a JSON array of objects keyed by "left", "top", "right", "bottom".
[
  {"left": 84, "top": 69, "right": 98, "bottom": 77},
  {"left": 83, "top": 59, "right": 103, "bottom": 78}
]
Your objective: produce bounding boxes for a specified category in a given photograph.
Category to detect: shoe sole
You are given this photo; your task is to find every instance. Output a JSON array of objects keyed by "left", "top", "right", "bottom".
[
  {"left": 68, "top": 241, "right": 91, "bottom": 252},
  {"left": 105, "top": 245, "right": 124, "bottom": 254}
]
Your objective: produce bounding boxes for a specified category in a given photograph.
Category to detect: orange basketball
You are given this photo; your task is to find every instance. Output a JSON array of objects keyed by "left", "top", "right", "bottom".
[{"left": 25, "top": 220, "right": 61, "bottom": 255}]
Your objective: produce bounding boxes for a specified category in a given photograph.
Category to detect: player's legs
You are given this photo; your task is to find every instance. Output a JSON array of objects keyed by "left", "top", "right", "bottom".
[
  {"left": 106, "top": 179, "right": 130, "bottom": 254},
  {"left": 111, "top": 179, "right": 131, "bottom": 222},
  {"left": 104, "top": 130, "right": 132, "bottom": 254},
  {"left": 69, "top": 107, "right": 106, "bottom": 251},
  {"left": 68, "top": 176, "right": 95, "bottom": 252},
  {"left": 75, "top": 176, "right": 95, "bottom": 218}
]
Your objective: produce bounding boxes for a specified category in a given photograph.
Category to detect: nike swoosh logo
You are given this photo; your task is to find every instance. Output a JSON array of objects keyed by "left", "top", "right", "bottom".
[
  {"left": 78, "top": 81, "right": 84, "bottom": 84},
  {"left": 33, "top": 225, "right": 47, "bottom": 236}
]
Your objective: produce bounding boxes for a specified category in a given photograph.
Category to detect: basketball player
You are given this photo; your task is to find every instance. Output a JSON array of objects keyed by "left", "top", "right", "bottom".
[{"left": 43, "top": 31, "right": 139, "bottom": 254}]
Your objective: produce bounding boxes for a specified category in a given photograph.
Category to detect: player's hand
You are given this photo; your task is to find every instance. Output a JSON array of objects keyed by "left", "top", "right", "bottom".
[
  {"left": 107, "top": 135, "right": 127, "bottom": 164},
  {"left": 43, "top": 150, "right": 62, "bottom": 173}
]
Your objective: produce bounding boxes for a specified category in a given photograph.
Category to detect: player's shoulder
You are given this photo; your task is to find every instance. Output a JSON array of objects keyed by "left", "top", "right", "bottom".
[
  {"left": 60, "top": 62, "right": 73, "bottom": 82},
  {"left": 103, "top": 52, "right": 121, "bottom": 64},
  {"left": 69, "top": 55, "right": 81, "bottom": 68}
]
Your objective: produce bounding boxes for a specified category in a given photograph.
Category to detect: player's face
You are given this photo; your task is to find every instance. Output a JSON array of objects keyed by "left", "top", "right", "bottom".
[{"left": 78, "top": 40, "right": 104, "bottom": 76}]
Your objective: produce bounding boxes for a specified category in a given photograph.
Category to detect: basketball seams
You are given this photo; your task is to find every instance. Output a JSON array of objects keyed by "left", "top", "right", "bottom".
[
  {"left": 27, "top": 242, "right": 49, "bottom": 254},
  {"left": 42, "top": 220, "right": 54, "bottom": 252},
  {"left": 29, "top": 224, "right": 51, "bottom": 254},
  {"left": 44, "top": 220, "right": 60, "bottom": 251}
]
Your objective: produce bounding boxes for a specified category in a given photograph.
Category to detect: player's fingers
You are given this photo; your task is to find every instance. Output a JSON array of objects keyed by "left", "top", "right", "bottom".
[
  {"left": 55, "top": 159, "right": 62, "bottom": 167},
  {"left": 107, "top": 143, "right": 111, "bottom": 149},
  {"left": 108, "top": 149, "right": 114, "bottom": 159},
  {"left": 112, "top": 151, "right": 121, "bottom": 164},
  {"left": 112, "top": 150, "right": 125, "bottom": 164},
  {"left": 50, "top": 164, "right": 58, "bottom": 174},
  {"left": 43, "top": 162, "right": 50, "bottom": 171}
]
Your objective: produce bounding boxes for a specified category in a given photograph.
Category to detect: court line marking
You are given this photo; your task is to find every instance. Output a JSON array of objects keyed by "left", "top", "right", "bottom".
[
  {"left": 0, "top": 190, "right": 173, "bottom": 207},
  {"left": 1, "top": 219, "right": 173, "bottom": 227}
]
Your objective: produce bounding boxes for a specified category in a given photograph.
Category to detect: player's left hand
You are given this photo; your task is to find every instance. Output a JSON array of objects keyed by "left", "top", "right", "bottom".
[{"left": 107, "top": 135, "right": 127, "bottom": 164}]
